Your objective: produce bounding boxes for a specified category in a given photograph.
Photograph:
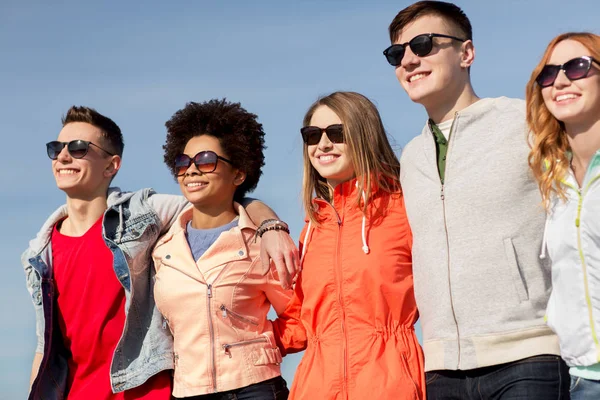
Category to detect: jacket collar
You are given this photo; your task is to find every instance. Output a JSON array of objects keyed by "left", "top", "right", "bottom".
[{"left": 153, "top": 202, "right": 257, "bottom": 284}]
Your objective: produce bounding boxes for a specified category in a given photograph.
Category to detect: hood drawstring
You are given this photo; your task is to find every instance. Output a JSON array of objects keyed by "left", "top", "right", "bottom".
[
  {"left": 116, "top": 204, "right": 124, "bottom": 241},
  {"left": 300, "top": 221, "right": 312, "bottom": 267},
  {"left": 357, "top": 183, "right": 370, "bottom": 254},
  {"left": 539, "top": 216, "right": 549, "bottom": 259}
]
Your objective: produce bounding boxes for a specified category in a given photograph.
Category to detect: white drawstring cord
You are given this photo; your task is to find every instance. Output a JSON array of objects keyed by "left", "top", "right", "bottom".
[
  {"left": 117, "top": 204, "right": 124, "bottom": 241},
  {"left": 539, "top": 217, "right": 550, "bottom": 259},
  {"left": 359, "top": 186, "right": 370, "bottom": 254},
  {"left": 300, "top": 221, "right": 312, "bottom": 266}
]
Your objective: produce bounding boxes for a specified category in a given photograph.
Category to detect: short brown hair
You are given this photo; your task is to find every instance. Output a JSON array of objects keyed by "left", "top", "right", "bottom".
[
  {"left": 62, "top": 106, "right": 124, "bottom": 157},
  {"left": 388, "top": 1, "right": 472, "bottom": 43}
]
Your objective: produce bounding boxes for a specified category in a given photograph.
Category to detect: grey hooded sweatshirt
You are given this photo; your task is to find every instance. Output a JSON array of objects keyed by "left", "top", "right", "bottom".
[{"left": 400, "top": 97, "right": 560, "bottom": 372}]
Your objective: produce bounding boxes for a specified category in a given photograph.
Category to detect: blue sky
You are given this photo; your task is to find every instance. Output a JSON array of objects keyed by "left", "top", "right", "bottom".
[{"left": 1, "top": 0, "right": 599, "bottom": 397}]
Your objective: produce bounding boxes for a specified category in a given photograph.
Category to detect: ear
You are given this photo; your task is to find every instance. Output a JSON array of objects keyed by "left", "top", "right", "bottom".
[
  {"left": 233, "top": 170, "right": 246, "bottom": 186},
  {"left": 104, "top": 155, "right": 122, "bottom": 179},
  {"left": 460, "top": 40, "right": 475, "bottom": 69}
]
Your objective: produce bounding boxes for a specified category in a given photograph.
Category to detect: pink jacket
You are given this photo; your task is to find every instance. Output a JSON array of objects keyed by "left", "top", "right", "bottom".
[{"left": 152, "top": 203, "right": 292, "bottom": 397}]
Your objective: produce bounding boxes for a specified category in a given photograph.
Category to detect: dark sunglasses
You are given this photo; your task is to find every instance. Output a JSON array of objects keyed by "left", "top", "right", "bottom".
[
  {"left": 383, "top": 33, "right": 467, "bottom": 66},
  {"left": 46, "top": 140, "right": 115, "bottom": 160},
  {"left": 174, "top": 150, "right": 233, "bottom": 176},
  {"left": 300, "top": 124, "right": 344, "bottom": 145},
  {"left": 536, "top": 56, "right": 600, "bottom": 88}
]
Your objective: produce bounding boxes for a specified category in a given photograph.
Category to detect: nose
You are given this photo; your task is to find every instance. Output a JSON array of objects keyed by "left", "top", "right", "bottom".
[
  {"left": 401, "top": 45, "right": 420, "bottom": 69},
  {"left": 553, "top": 69, "right": 571, "bottom": 88},
  {"left": 56, "top": 145, "right": 72, "bottom": 163},
  {"left": 317, "top": 132, "right": 333, "bottom": 150},
  {"left": 184, "top": 161, "right": 203, "bottom": 176}
]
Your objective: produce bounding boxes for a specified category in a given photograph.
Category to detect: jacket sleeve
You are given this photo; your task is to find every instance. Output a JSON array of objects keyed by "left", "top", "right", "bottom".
[
  {"left": 147, "top": 193, "right": 189, "bottom": 234},
  {"left": 22, "top": 251, "right": 45, "bottom": 354},
  {"left": 270, "top": 222, "right": 310, "bottom": 356},
  {"left": 270, "top": 271, "right": 307, "bottom": 356}
]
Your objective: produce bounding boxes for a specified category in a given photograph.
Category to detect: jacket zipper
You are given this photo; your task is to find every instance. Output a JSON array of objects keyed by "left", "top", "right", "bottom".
[
  {"left": 161, "top": 257, "right": 231, "bottom": 393},
  {"left": 571, "top": 174, "right": 600, "bottom": 360},
  {"left": 435, "top": 114, "right": 462, "bottom": 369},
  {"left": 207, "top": 284, "right": 217, "bottom": 392},
  {"left": 222, "top": 337, "right": 268, "bottom": 358},
  {"left": 220, "top": 304, "right": 259, "bottom": 326},
  {"left": 329, "top": 195, "right": 348, "bottom": 399}
]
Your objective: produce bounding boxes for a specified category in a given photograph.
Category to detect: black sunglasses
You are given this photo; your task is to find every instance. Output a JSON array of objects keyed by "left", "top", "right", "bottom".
[
  {"left": 536, "top": 56, "right": 600, "bottom": 88},
  {"left": 383, "top": 33, "right": 467, "bottom": 66},
  {"left": 300, "top": 124, "right": 344, "bottom": 146},
  {"left": 175, "top": 150, "right": 233, "bottom": 176},
  {"left": 46, "top": 140, "right": 115, "bottom": 160}
]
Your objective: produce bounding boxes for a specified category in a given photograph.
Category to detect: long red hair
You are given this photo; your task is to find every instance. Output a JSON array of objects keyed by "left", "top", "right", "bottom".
[{"left": 526, "top": 32, "right": 600, "bottom": 208}]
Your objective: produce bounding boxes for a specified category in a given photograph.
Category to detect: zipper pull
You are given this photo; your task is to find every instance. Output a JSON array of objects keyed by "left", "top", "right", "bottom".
[
  {"left": 162, "top": 318, "right": 168, "bottom": 329},
  {"left": 207, "top": 284, "right": 212, "bottom": 298},
  {"left": 223, "top": 344, "right": 232, "bottom": 358},
  {"left": 220, "top": 304, "right": 227, "bottom": 318},
  {"left": 440, "top": 185, "right": 445, "bottom": 200}
]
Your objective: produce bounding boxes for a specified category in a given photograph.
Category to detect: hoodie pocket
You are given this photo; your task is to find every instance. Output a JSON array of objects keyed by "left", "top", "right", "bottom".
[{"left": 503, "top": 237, "right": 529, "bottom": 302}]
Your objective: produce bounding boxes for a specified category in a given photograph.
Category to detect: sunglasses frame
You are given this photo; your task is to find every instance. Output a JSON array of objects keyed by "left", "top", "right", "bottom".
[
  {"left": 300, "top": 124, "right": 345, "bottom": 146},
  {"left": 383, "top": 33, "right": 468, "bottom": 67},
  {"left": 175, "top": 150, "right": 233, "bottom": 176},
  {"left": 536, "top": 56, "right": 600, "bottom": 88},
  {"left": 46, "top": 140, "right": 115, "bottom": 160}
]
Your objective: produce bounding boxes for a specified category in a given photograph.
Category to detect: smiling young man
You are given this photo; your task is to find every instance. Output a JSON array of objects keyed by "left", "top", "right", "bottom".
[
  {"left": 22, "top": 106, "right": 298, "bottom": 400},
  {"left": 385, "top": 2, "right": 569, "bottom": 399}
]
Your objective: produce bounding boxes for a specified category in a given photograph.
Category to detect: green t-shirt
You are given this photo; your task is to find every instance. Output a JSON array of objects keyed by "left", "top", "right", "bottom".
[{"left": 429, "top": 119, "right": 449, "bottom": 184}]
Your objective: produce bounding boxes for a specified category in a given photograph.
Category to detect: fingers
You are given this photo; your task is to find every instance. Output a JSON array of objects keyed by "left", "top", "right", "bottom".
[{"left": 273, "top": 255, "right": 292, "bottom": 290}]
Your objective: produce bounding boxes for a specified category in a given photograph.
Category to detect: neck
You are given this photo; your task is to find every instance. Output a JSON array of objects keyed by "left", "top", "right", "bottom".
[
  {"left": 62, "top": 194, "right": 108, "bottom": 236},
  {"left": 565, "top": 118, "right": 600, "bottom": 170},
  {"left": 191, "top": 200, "right": 237, "bottom": 229},
  {"left": 426, "top": 82, "right": 479, "bottom": 123}
]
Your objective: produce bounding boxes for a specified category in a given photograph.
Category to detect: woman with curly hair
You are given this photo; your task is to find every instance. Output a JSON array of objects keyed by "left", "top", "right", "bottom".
[
  {"left": 152, "top": 99, "right": 292, "bottom": 399},
  {"left": 527, "top": 32, "right": 600, "bottom": 399},
  {"left": 273, "top": 91, "right": 424, "bottom": 399}
]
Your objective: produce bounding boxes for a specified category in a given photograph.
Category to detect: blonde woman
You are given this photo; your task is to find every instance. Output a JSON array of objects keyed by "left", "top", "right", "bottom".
[
  {"left": 527, "top": 32, "right": 600, "bottom": 399},
  {"left": 273, "top": 91, "right": 424, "bottom": 399}
]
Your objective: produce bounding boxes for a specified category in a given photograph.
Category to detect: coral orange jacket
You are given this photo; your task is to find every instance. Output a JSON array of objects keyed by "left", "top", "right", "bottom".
[{"left": 273, "top": 179, "right": 425, "bottom": 400}]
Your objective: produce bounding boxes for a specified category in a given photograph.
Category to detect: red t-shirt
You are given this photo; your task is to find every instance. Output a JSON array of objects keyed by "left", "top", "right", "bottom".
[{"left": 52, "top": 216, "right": 171, "bottom": 399}]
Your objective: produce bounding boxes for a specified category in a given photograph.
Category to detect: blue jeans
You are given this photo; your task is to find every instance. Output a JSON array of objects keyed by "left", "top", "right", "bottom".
[
  {"left": 426, "top": 355, "right": 570, "bottom": 400},
  {"left": 570, "top": 375, "right": 600, "bottom": 400},
  {"left": 176, "top": 376, "right": 289, "bottom": 400}
]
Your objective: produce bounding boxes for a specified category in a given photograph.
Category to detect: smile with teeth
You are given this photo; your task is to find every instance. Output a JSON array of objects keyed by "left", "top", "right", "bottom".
[
  {"left": 408, "top": 73, "right": 428, "bottom": 83},
  {"left": 58, "top": 169, "right": 78, "bottom": 175},
  {"left": 555, "top": 93, "right": 579, "bottom": 102},
  {"left": 319, "top": 155, "right": 338, "bottom": 161},
  {"left": 186, "top": 182, "right": 208, "bottom": 188}
]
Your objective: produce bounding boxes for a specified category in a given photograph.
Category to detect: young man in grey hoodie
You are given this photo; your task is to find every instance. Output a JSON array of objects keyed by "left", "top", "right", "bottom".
[{"left": 384, "top": 1, "right": 569, "bottom": 399}]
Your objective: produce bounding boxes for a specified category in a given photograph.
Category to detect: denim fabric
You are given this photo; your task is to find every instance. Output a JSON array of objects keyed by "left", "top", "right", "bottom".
[
  {"left": 570, "top": 375, "right": 600, "bottom": 400},
  {"left": 426, "top": 354, "right": 570, "bottom": 400},
  {"left": 176, "top": 376, "right": 289, "bottom": 400},
  {"left": 22, "top": 188, "right": 188, "bottom": 400}
]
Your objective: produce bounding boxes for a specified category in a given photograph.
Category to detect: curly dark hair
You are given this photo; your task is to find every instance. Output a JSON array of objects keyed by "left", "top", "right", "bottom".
[{"left": 163, "top": 99, "right": 266, "bottom": 202}]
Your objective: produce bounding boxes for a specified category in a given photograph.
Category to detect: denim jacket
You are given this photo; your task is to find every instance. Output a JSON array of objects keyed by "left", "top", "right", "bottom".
[{"left": 22, "top": 187, "right": 188, "bottom": 399}]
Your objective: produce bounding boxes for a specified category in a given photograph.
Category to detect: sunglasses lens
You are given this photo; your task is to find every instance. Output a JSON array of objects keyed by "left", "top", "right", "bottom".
[
  {"left": 194, "top": 151, "right": 218, "bottom": 173},
  {"left": 410, "top": 34, "right": 433, "bottom": 57},
  {"left": 67, "top": 140, "right": 90, "bottom": 159},
  {"left": 175, "top": 154, "right": 192, "bottom": 176},
  {"left": 565, "top": 57, "right": 592, "bottom": 81},
  {"left": 536, "top": 65, "right": 559, "bottom": 88},
  {"left": 384, "top": 44, "right": 405, "bottom": 66},
  {"left": 46, "top": 141, "right": 64, "bottom": 160},
  {"left": 301, "top": 127, "right": 322, "bottom": 145},
  {"left": 325, "top": 125, "right": 344, "bottom": 143}
]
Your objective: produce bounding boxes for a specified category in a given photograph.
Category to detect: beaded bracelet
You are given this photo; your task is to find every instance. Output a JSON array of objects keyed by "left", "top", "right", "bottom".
[{"left": 254, "top": 219, "right": 290, "bottom": 242}]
